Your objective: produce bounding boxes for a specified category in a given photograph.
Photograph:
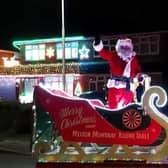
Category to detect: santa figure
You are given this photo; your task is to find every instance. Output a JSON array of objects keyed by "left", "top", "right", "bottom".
[{"left": 93, "top": 36, "right": 143, "bottom": 109}]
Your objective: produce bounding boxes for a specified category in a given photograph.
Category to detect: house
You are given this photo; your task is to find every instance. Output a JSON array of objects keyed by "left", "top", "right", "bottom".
[
  {"left": 0, "top": 49, "right": 20, "bottom": 100},
  {"left": 0, "top": 31, "right": 167, "bottom": 102}
]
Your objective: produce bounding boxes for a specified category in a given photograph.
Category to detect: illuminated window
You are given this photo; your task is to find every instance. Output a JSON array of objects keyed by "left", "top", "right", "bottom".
[
  {"left": 66, "top": 75, "right": 74, "bottom": 95},
  {"left": 56, "top": 42, "right": 79, "bottom": 60},
  {"left": 44, "top": 76, "right": 63, "bottom": 91},
  {"left": 44, "top": 75, "right": 74, "bottom": 95},
  {"left": 18, "top": 78, "right": 38, "bottom": 103},
  {"left": 25, "top": 44, "right": 46, "bottom": 61}
]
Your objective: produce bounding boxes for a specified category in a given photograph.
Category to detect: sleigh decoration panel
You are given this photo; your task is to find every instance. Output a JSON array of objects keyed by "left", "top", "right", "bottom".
[{"left": 32, "top": 84, "right": 168, "bottom": 163}]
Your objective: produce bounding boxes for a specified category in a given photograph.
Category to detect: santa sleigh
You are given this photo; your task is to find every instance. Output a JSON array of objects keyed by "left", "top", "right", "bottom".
[{"left": 32, "top": 80, "right": 168, "bottom": 163}]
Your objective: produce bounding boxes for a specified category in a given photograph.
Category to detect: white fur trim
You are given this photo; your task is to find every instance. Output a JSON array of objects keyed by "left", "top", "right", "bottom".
[
  {"left": 93, "top": 40, "right": 103, "bottom": 52},
  {"left": 107, "top": 79, "right": 126, "bottom": 89},
  {"left": 123, "top": 58, "right": 132, "bottom": 77},
  {"left": 118, "top": 51, "right": 136, "bottom": 62},
  {"left": 115, "top": 39, "right": 121, "bottom": 51}
]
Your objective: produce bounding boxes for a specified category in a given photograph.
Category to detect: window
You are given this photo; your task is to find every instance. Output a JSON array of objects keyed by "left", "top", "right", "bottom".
[
  {"left": 94, "top": 38, "right": 117, "bottom": 57},
  {"left": 25, "top": 44, "right": 46, "bottom": 61},
  {"left": 94, "top": 34, "right": 160, "bottom": 57},
  {"left": 103, "top": 39, "right": 117, "bottom": 50},
  {"left": 132, "top": 35, "right": 160, "bottom": 55},
  {"left": 147, "top": 72, "right": 163, "bottom": 85},
  {"left": 18, "top": 78, "right": 38, "bottom": 103},
  {"left": 56, "top": 42, "right": 79, "bottom": 60},
  {"left": 18, "top": 75, "right": 75, "bottom": 103},
  {"left": 140, "top": 43, "right": 149, "bottom": 53},
  {"left": 89, "top": 74, "right": 110, "bottom": 92},
  {"left": 44, "top": 76, "right": 63, "bottom": 91},
  {"left": 44, "top": 75, "right": 74, "bottom": 95}
]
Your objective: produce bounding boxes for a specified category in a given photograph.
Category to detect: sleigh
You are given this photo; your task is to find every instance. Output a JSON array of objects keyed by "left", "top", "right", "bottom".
[{"left": 32, "top": 84, "right": 168, "bottom": 163}]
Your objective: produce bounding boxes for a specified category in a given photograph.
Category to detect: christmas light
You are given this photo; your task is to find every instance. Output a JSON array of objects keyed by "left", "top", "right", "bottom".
[
  {"left": 0, "top": 63, "right": 79, "bottom": 75},
  {"left": 46, "top": 47, "right": 55, "bottom": 58},
  {"left": 74, "top": 81, "right": 82, "bottom": 96},
  {"left": 2, "top": 56, "right": 20, "bottom": 67},
  {"left": 79, "top": 45, "right": 90, "bottom": 59}
]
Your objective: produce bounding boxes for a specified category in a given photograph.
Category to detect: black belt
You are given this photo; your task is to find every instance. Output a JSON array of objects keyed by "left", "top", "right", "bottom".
[{"left": 111, "top": 75, "right": 133, "bottom": 90}]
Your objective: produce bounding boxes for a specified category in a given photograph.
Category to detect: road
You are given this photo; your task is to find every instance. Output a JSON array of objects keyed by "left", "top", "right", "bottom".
[
  {"left": 0, "top": 133, "right": 36, "bottom": 168},
  {"left": 0, "top": 152, "right": 36, "bottom": 168}
]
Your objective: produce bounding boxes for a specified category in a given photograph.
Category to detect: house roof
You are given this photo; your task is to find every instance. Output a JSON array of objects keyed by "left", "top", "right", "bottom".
[
  {"left": 0, "top": 49, "right": 17, "bottom": 54},
  {"left": 12, "top": 36, "right": 87, "bottom": 50}
]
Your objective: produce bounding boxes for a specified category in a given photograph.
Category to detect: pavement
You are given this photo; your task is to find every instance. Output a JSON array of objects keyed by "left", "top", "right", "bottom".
[{"left": 0, "top": 132, "right": 32, "bottom": 155}]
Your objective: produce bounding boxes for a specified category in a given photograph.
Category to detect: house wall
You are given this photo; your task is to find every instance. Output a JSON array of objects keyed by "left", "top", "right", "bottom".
[
  {"left": 0, "top": 77, "right": 16, "bottom": 100},
  {"left": 0, "top": 50, "right": 16, "bottom": 65}
]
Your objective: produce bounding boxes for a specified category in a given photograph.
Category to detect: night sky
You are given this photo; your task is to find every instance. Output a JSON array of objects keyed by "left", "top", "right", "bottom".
[{"left": 1, "top": 0, "right": 168, "bottom": 50}]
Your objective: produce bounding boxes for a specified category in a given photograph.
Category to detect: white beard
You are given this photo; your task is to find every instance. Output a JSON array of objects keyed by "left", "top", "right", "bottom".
[
  {"left": 115, "top": 38, "right": 136, "bottom": 62},
  {"left": 118, "top": 50, "right": 136, "bottom": 62}
]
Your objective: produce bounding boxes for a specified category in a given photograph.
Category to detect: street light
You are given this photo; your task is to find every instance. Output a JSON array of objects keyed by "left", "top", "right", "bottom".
[{"left": 62, "top": 0, "right": 66, "bottom": 91}]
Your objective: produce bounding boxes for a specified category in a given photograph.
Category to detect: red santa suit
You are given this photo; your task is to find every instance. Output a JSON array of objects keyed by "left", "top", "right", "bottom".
[{"left": 93, "top": 38, "right": 142, "bottom": 109}]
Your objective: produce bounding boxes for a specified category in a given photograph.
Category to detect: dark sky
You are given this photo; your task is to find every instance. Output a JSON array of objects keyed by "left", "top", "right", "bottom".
[{"left": 1, "top": 0, "right": 168, "bottom": 50}]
